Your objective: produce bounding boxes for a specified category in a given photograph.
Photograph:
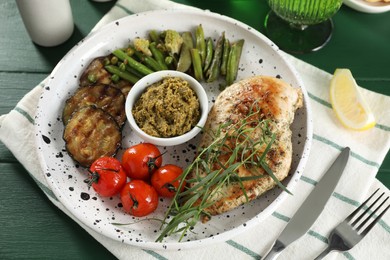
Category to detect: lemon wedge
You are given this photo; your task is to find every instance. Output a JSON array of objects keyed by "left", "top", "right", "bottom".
[{"left": 329, "top": 69, "right": 376, "bottom": 130}]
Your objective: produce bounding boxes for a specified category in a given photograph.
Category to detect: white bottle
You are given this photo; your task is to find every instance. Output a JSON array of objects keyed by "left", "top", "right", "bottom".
[{"left": 15, "top": 0, "right": 74, "bottom": 47}]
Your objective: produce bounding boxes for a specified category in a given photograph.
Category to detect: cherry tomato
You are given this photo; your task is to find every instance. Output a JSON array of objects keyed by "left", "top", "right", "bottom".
[
  {"left": 121, "top": 143, "right": 162, "bottom": 180},
  {"left": 120, "top": 180, "right": 159, "bottom": 217},
  {"left": 151, "top": 164, "right": 185, "bottom": 198},
  {"left": 85, "top": 157, "right": 127, "bottom": 197}
]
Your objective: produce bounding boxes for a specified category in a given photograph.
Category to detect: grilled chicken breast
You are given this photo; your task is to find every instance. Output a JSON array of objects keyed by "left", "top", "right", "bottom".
[{"left": 189, "top": 75, "right": 303, "bottom": 220}]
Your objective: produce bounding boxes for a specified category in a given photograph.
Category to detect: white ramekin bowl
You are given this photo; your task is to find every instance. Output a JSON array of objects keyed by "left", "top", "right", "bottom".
[{"left": 125, "top": 70, "right": 208, "bottom": 146}]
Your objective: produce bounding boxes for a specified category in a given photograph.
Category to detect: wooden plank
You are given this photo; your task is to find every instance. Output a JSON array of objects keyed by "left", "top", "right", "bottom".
[
  {"left": 0, "top": 0, "right": 115, "bottom": 73},
  {"left": 0, "top": 1, "right": 63, "bottom": 73},
  {"left": 0, "top": 72, "right": 46, "bottom": 114},
  {"left": 0, "top": 163, "right": 116, "bottom": 259},
  {"left": 0, "top": 144, "right": 16, "bottom": 163}
]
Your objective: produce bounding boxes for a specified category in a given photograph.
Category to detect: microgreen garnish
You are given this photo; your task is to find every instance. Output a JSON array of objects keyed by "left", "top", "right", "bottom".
[{"left": 156, "top": 101, "right": 291, "bottom": 242}]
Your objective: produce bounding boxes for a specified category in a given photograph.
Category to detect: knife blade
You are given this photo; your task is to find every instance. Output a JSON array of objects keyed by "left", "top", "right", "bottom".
[{"left": 262, "top": 147, "right": 351, "bottom": 260}]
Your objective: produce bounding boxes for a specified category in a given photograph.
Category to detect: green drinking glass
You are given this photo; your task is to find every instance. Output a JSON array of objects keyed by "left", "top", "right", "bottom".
[{"left": 265, "top": 0, "right": 343, "bottom": 54}]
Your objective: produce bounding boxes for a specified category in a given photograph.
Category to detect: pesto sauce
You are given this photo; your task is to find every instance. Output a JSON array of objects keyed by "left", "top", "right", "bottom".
[{"left": 132, "top": 77, "right": 200, "bottom": 138}]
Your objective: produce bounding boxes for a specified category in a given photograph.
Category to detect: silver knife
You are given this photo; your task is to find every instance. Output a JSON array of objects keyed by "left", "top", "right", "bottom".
[{"left": 262, "top": 147, "right": 351, "bottom": 260}]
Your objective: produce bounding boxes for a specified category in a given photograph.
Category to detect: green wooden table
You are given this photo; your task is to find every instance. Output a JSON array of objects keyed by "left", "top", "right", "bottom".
[{"left": 1, "top": 0, "right": 389, "bottom": 259}]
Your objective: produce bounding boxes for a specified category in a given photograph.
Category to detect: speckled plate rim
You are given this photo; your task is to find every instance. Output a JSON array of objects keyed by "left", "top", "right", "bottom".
[{"left": 34, "top": 9, "right": 313, "bottom": 251}]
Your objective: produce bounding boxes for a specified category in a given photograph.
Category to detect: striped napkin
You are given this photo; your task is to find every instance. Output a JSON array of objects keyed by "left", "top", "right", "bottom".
[{"left": 1, "top": 0, "right": 389, "bottom": 259}]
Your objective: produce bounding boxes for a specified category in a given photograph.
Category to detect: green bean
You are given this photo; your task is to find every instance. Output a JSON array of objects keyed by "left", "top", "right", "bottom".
[
  {"left": 195, "top": 24, "right": 206, "bottom": 67},
  {"left": 112, "top": 49, "right": 153, "bottom": 76},
  {"left": 149, "top": 42, "right": 168, "bottom": 70},
  {"left": 132, "top": 48, "right": 164, "bottom": 71},
  {"left": 220, "top": 34, "right": 230, "bottom": 76},
  {"left": 149, "top": 30, "right": 162, "bottom": 44},
  {"left": 177, "top": 32, "right": 194, "bottom": 73},
  {"left": 203, "top": 37, "right": 214, "bottom": 72},
  {"left": 105, "top": 65, "right": 140, "bottom": 84},
  {"left": 190, "top": 48, "right": 204, "bottom": 81},
  {"left": 205, "top": 33, "right": 224, "bottom": 83},
  {"left": 226, "top": 39, "right": 244, "bottom": 86},
  {"left": 125, "top": 64, "right": 145, "bottom": 79}
]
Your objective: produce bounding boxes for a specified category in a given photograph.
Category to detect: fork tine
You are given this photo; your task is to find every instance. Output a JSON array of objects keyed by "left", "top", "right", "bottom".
[
  {"left": 346, "top": 188, "right": 379, "bottom": 222},
  {"left": 356, "top": 195, "right": 389, "bottom": 231},
  {"left": 351, "top": 191, "right": 385, "bottom": 226},
  {"left": 360, "top": 200, "right": 390, "bottom": 236}
]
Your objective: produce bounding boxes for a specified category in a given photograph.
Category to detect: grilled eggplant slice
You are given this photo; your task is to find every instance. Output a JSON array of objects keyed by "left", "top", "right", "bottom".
[
  {"left": 63, "top": 105, "right": 122, "bottom": 167},
  {"left": 79, "top": 56, "right": 132, "bottom": 96},
  {"left": 111, "top": 79, "right": 132, "bottom": 97},
  {"left": 62, "top": 84, "right": 126, "bottom": 127},
  {"left": 80, "top": 57, "right": 112, "bottom": 87}
]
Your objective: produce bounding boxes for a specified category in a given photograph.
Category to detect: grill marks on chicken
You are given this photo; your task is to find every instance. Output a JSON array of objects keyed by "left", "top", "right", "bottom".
[{"left": 189, "top": 75, "right": 303, "bottom": 218}]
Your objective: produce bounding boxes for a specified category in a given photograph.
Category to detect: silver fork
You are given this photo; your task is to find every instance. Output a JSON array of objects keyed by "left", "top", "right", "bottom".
[{"left": 314, "top": 188, "right": 390, "bottom": 259}]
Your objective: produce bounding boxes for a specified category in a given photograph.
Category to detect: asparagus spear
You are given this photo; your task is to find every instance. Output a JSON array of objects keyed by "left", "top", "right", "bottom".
[
  {"left": 205, "top": 33, "right": 225, "bottom": 83},
  {"left": 177, "top": 32, "right": 194, "bottom": 73},
  {"left": 203, "top": 37, "right": 214, "bottom": 72},
  {"left": 190, "top": 48, "right": 204, "bottom": 81},
  {"left": 195, "top": 24, "right": 206, "bottom": 67},
  {"left": 220, "top": 36, "right": 230, "bottom": 76},
  {"left": 226, "top": 39, "right": 244, "bottom": 86}
]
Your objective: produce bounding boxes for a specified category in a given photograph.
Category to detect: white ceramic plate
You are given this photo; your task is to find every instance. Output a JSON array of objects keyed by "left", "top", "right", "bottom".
[
  {"left": 35, "top": 9, "right": 312, "bottom": 251},
  {"left": 344, "top": 0, "right": 390, "bottom": 13}
]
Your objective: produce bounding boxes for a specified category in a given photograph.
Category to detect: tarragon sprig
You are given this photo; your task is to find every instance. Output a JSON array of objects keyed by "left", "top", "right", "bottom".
[{"left": 156, "top": 101, "right": 290, "bottom": 242}]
